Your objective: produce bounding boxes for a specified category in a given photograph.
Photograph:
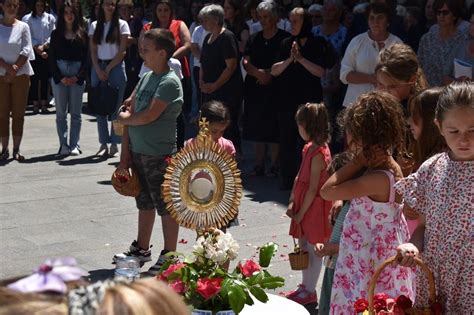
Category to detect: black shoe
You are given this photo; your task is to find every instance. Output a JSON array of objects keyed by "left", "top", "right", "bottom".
[{"left": 0, "top": 148, "right": 9, "bottom": 161}]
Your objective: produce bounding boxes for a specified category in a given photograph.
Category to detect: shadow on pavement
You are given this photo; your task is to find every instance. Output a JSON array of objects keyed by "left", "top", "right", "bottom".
[
  {"left": 57, "top": 155, "right": 108, "bottom": 166},
  {"left": 20, "top": 153, "right": 64, "bottom": 164},
  {"left": 88, "top": 268, "right": 114, "bottom": 282},
  {"left": 97, "top": 180, "right": 112, "bottom": 185}
]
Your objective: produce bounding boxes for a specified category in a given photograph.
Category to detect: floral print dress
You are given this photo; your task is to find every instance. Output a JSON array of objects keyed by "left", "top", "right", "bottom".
[
  {"left": 395, "top": 153, "right": 474, "bottom": 314},
  {"left": 330, "top": 170, "right": 414, "bottom": 314}
]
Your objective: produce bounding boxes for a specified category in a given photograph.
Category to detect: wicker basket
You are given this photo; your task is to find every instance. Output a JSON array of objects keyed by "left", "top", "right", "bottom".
[
  {"left": 111, "top": 168, "right": 141, "bottom": 197},
  {"left": 368, "top": 253, "right": 438, "bottom": 315},
  {"left": 112, "top": 120, "right": 124, "bottom": 136},
  {"left": 288, "top": 238, "right": 309, "bottom": 270}
]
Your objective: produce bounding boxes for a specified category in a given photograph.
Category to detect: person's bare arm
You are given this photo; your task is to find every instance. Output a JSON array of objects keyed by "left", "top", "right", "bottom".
[
  {"left": 173, "top": 22, "right": 191, "bottom": 59},
  {"left": 119, "top": 97, "right": 167, "bottom": 126}
]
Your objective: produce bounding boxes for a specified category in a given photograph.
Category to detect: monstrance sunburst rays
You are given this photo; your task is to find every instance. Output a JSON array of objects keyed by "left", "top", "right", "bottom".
[{"left": 162, "top": 118, "right": 242, "bottom": 230}]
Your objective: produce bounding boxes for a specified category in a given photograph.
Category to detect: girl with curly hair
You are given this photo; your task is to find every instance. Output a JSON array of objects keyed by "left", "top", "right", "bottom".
[{"left": 321, "top": 91, "right": 414, "bottom": 314}]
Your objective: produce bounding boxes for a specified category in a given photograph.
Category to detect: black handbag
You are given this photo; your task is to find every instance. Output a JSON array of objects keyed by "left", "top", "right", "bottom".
[{"left": 88, "top": 81, "right": 119, "bottom": 115}]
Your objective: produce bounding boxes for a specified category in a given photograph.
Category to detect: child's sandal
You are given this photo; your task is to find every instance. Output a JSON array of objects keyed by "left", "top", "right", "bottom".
[{"left": 12, "top": 149, "right": 25, "bottom": 162}]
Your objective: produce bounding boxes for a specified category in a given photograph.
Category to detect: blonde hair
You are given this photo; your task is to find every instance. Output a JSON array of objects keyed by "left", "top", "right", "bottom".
[{"left": 99, "top": 279, "right": 190, "bottom": 315}]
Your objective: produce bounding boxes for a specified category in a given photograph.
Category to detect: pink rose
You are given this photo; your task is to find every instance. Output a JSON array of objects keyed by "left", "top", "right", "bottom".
[
  {"left": 160, "top": 263, "right": 185, "bottom": 280},
  {"left": 196, "top": 277, "right": 223, "bottom": 300},
  {"left": 169, "top": 279, "right": 185, "bottom": 294},
  {"left": 239, "top": 260, "right": 262, "bottom": 277}
]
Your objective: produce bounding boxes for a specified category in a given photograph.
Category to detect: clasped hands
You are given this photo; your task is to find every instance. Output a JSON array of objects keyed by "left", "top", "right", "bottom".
[
  {"left": 60, "top": 76, "right": 78, "bottom": 86},
  {"left": 290, "top": 41, "right": 303, "bottom": 63}
]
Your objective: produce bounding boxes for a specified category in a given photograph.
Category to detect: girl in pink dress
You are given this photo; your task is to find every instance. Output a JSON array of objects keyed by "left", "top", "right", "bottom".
[
  {"left": 396, "top": 82, "right": 474, "bottom": 314},
  {"left": 321, "top": 92, "right": 414, "bottom": 314},
  {"left": 285, "top": 103, "right": 332, "bottom": 305}
]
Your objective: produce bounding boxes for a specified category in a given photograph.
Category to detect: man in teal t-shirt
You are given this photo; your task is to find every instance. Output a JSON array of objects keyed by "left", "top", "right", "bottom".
[{"left": 116, "top": 29, "right": 183, "bottom": 276}]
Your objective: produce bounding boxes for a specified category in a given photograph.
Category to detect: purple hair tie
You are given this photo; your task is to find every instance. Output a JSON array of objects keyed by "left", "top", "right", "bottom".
[{"left": 7, "top": 257, "right": 88, "bottom": 294}]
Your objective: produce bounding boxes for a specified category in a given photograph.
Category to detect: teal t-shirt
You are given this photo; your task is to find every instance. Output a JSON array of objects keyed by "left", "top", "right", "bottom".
[{"left": 128, "top": 70, "right": 183, "bottom": 156}]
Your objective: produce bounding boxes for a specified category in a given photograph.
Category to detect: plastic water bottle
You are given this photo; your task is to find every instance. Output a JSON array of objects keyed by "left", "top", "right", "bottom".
[{"left": 114, "top": 257, "right": 140, "bottom": 280}]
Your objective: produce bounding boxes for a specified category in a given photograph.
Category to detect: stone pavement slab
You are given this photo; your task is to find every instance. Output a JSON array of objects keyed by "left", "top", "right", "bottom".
[{"left": 0, "top": 106, "right": 323, "bottom": 313}]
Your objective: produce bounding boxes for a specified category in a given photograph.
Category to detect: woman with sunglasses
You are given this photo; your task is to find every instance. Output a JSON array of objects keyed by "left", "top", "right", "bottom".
[
  {"left": 89, "top": 0, "right": 130, "bottom": 157},
  {"left": 417, "top": 0, "right": 465, "bottom": 86}
]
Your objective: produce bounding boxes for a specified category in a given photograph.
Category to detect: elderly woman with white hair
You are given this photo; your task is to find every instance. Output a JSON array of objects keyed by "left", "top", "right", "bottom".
[
  {"left": 242, "top": 0, "right": 290, "bottom": 176},
  {"left": 199, "top": 4, "right": 243, "bottom": 154}
]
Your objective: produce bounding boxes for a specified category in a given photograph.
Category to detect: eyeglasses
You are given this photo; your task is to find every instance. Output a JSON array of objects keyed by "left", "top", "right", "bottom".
[{"left": 436, "top": 9, "right": 451, "bottom": 16}]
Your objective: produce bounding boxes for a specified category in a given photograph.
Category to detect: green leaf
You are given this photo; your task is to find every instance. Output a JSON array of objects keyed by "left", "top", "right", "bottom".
[
  {"left": 249, "top": 286, "right": 269, "bottom": 303},
  {"left": 246, "top": 271, "right": 264, "bottom": 286},
  {"left": 258, "top": 242, "right": 279, "bottom": 267},
  {"left": 220, "top": 278, "right": 232, "bottom": 298},
  {"left": 260, "top": 276, "right": 285, "bottom": 289},
  {"left": 244, "top": 290, "right": 254, "bottom": 306},
  {"left": 228, "top": 285, "right": 246, "bottom": 314}
]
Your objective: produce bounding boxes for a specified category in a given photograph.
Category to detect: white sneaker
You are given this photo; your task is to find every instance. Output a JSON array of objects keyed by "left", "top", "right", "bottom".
[
  {"left": 109, "top": 144, "right": 119, "bottom": 157},
  {"left": 70, "top": 146, "right": 82, "bottom": 156},
  {"left": 96, "top": 144, "right": 108, "bottom": 157},
  {"left": 58, "top": 144, "right": 70, "bottom": 156}
]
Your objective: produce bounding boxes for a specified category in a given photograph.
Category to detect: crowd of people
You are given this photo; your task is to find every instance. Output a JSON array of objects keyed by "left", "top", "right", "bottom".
[{"left": 0, "top": 0, "right": 473, "bottom": 314}]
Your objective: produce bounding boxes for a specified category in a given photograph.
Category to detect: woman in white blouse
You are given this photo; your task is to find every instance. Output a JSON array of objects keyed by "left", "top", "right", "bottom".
[
  {"left": 0, "top": 0, "right": 35, "bottom": 161},
  {"left": 89, "top": 0, "right": 130, "bottom": 157},
  {"left": 340, "top": 2, "right": 402, "bottom": 107},
  {"left": 23, "top": 0, "right": 55, "bottom": 114}
]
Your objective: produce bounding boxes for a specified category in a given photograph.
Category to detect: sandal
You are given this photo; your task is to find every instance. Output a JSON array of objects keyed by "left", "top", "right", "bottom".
[
  {"left": 12, "top": 149, "right": 25, "bottom": 161},
  {"left": 0, "top": 148, "right": 9, "bottom": 161},
  {"left": 250, "top": 165, "right": 265, "bottom": 176}
]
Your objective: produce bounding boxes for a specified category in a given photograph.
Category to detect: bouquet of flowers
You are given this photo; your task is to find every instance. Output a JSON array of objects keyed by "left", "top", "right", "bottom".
[
  {"left": 354, "top": 294, "right": 442, "bottom": 315},
  {"left": 158, "top": 229, "right": 285, "bottom": 314}
]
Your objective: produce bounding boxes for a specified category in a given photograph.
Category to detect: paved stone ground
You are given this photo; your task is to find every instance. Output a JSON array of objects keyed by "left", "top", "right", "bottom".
[{"left": 0, "top": 103, "right": 323, "bottom": 314}]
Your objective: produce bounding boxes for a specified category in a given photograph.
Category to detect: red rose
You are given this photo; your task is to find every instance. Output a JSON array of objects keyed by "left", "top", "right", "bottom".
[
  {"left": 169, "top": 279, "right": 185, "bottom": 294},
  {"left": 431, "top": 302, "right": 443, "bottom": 315},
  {"left": 396, "top": 295, "right": 413, "bottom": 310},
  {"left": 373, "top": 293, "right": 390, "bottom": 312},
  {"left": 354, "top": 298, "right": 369, "bottom": 313},
  {"left": 238, "top": 259, "right": 262, "bottom": 278},
  {"left": 196, "top": 277, "right": 223, "bottom": 300},
  {"left": 160, "top": 263, "right": 185, "bottom": 280},
  {"left": 116, "top": 174, "right": 129, "bottom": 183}
]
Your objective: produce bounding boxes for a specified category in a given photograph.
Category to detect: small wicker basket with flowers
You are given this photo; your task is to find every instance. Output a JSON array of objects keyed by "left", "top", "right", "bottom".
[{"left": 354, "top": 253, "right": 442, "bottom": 315}]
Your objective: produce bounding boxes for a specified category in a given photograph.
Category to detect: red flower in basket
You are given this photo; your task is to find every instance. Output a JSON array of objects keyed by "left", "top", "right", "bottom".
[
  {"left": 395, "top": 295, "right": 413, "bottom": 310},
  {"left": 354, "top": 298, "right": 369, "bottom": 312},
  {"left": 116, "top": 174, "right": 129, "bottom": 183},
  {"left": 164, "top": 155, "right": 172, "bottom": 165},
  {"left": 373, "top": 293, "right": 390, "bottom": 312},
  {"left": 159, "top": 262, "right": 185, "bottom": 281},
  {"left": 239, "top": 259, "right": 262, "bottom": 277},
  {"left": 196, "top": 277, "right": 223, "bottom": 300}
]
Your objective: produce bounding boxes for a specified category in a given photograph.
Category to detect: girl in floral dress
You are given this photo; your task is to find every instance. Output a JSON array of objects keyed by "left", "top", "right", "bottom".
[
  {"left": 321, "top": 92, "right": 414, "bottom": 314},
  {"left": 396, "top": 82, "right": 474, "bottom": 314},
  {"left": 285, "top": 103, "right": 332, "bottom": 305}
]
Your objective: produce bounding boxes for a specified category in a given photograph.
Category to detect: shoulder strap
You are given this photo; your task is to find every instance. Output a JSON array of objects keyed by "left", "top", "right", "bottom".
[{"left": 376, "top": 170, "right": 396, "bottom": 203}]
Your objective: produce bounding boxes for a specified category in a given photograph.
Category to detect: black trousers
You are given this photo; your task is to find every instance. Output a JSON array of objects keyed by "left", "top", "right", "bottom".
[
  {"left": 30, "top": 52, "right": 49, "bottom": 102},
  {"left": 278, "top": 110, "right": 303, "bottom": 188}
]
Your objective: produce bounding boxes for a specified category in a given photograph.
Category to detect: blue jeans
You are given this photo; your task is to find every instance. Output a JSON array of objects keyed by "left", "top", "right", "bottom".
[
  {"left": 91, "top": 61, "right": 126, "bottom": 145},
  {"left": 51, "top": 60, "right": 85, "bottom": 149}
]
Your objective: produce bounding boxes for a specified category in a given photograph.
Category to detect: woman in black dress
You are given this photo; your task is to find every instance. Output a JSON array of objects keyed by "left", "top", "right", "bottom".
[
  {"left": 200, "top": 4, "right": 243, "bottom": 153},
  {"left": 243, "top": 1, "right": 290, "bottom": 176},
  {"left": 271, "top": 7, "right": 335, "bottom": 190}
]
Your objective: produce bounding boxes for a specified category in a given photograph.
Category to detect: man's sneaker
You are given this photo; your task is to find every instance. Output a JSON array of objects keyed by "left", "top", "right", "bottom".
[
  {"left": 70, "top": 146, "right": 82, "bottom": 156},
  {"left": 96, "top": 144, "right": 108, "bottom": 157},
  {"left": 145, "top": 250, "right": 175, "bottom": 276},
  {"left": 58, "top": 144, "right": 70, "bottom": 156},
  {"left": 109, "top": 144, "right": 119, "bottom": 157},
  {"left": 113, "top": 240, "right": 152, "bottom": 266}
]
